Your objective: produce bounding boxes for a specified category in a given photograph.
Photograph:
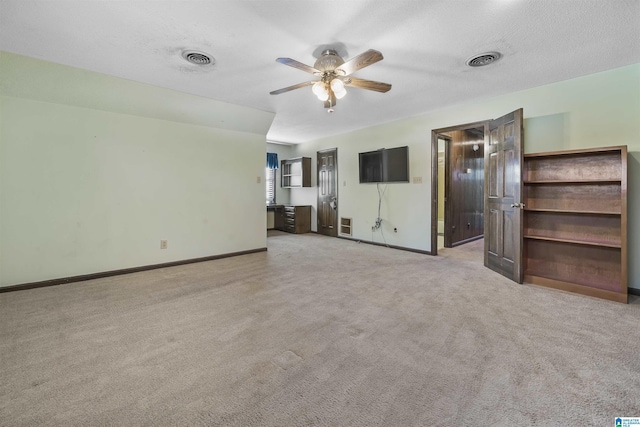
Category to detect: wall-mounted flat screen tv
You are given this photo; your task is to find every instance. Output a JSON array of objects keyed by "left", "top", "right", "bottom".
[{"left": 359, "top": 146, "right": 409, "bottom": 183}]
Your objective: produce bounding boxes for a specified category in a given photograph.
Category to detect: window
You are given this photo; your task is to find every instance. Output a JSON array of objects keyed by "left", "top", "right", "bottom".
[
  {"left": 266, "top": 167, "right": 276, "bottom": 205},
  {"left": 266, "top": 152, "right": 278, "bottom": 205}
]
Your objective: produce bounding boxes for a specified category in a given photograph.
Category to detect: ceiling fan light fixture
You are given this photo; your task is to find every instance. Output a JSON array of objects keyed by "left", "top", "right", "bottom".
[
  {"left": 330, "top": 78, "right": 344, "bottom": 92},
  {"left": 312, "top": 81, "right": 326, "bottom": 96},
  {"left": 312, "top": 81, "right": 330, "bottom": 101},
  {"left": 317, "top": 92, "right": 330, "bottom": 102},
  {"left": 330, "top": 79, "right": 347, "bottom": 99},
  {"left": 315, "top": 84, "right": 330, "bottom": 101},
  {"left": 330, "top": 78, "right": 347, "bottom": 99}
]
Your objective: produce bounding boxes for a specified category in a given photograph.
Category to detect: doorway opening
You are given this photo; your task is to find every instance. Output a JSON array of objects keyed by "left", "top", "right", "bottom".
[{"left": 431, "top": 121, "right": 487, "bottom": 256}]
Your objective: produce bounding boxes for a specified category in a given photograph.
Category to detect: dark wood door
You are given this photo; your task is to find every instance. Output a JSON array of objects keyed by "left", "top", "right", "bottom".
[
  {"left": 484, "top": 109, "right": 524, "bottom": 283},
  {"left": 317, "top": 148, "right": 337, "bottom": 237}
]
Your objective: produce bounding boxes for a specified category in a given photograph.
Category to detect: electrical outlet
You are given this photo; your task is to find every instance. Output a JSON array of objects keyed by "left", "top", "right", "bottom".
[
  {"left": 257, "top": 176, "right": 261, "bottom": 184},
  {"left": 160, "top": 240, "right": 168, "bottom": 249},
  {"left": 413, "top": 176, "right": 422, "bottom": 184},
  {"left": 394, "top": 228, "right": 398, "bottom": 233}
]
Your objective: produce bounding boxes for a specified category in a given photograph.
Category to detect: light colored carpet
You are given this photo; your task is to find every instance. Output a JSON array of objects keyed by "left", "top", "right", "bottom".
[{"left": 1, "top": 232, "right": 639, "bottom": 426}]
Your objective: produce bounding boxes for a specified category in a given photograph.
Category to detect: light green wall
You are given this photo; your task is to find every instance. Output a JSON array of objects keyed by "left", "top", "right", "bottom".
[
  {"left": 0, "top": 96, "right": 268, "bottom": 287},
  {"left": 0, "top": 51, "right": 274, "bottom": 288},
  {"left": 291, "top": 63, "right": 640, "bottom": 290},
  {"left": 0, "top": 51, "right": 274, "bottom": 136},
  {"left": 1, "top": 49, "right": 638, "bottom": 291}
]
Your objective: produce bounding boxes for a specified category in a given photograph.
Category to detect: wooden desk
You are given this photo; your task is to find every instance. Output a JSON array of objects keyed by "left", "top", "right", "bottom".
[{"left": 267, "top": 205, "right": 311, "bottom": 234}]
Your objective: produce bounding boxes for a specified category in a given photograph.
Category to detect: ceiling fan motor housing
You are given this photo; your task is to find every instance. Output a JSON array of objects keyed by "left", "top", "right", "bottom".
[{"left": 314, "top": 49, "right": 345, "bottom": 74}]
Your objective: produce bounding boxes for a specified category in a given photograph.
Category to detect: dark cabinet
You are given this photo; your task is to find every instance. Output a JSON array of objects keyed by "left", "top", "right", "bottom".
[
  {"left": 281, "top": 157, "right": 311, "bottom": 188},
  {"left": 275, "top": 205, "right": 311, "bottom": 234}
]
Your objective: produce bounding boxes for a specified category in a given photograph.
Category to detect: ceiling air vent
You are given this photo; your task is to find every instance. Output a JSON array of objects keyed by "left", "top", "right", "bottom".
[
  {"left": 182, "top": 50, "right": 214, "bottom": 66},
  {"left": 466, "top": 52, "right": 501, "bottom": 67}
]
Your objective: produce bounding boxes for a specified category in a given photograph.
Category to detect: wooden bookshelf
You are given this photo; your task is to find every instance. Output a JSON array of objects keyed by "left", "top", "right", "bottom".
[{"left": 522, "top": 146, "right": 627, "bottom": 303}]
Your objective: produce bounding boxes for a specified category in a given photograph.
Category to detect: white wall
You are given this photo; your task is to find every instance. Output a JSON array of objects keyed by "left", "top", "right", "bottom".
[
  {"left": 291, "top": 63, "right": 640, "bottom": 290},
  {"left": 0, "top": 96, "right": 269, "bottom": 287}
]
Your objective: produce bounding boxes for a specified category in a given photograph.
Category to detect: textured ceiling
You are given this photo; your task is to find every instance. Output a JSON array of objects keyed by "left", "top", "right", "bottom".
[{"left": 1, "top": 0, "right": 639, "bottom": 144}]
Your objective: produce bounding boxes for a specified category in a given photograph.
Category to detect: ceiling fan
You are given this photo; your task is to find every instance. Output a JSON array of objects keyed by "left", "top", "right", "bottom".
[{"left": 270, "top": 49, "right": 391, "bottom": 112}]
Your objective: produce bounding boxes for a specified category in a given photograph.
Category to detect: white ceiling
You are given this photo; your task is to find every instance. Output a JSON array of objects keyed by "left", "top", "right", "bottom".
[{"left": 1, "top": 1, "right": 639, "bottom": 144}]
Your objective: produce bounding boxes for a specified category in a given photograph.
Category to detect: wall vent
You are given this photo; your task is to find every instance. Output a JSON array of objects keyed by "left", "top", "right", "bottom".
[{"left": 340, "top": 217, "right": 352, "bottom": 236}]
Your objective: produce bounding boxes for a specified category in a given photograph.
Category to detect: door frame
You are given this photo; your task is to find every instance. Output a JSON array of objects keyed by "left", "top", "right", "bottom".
[
  {"left": 430, "top": 120, "right": 489, "bottom": 256},
  {"left": 436, "top": 134, "right": 453, "bottom": 248},
  {"left": 317, "top": 147, "right": 338, "bottom": 237}
]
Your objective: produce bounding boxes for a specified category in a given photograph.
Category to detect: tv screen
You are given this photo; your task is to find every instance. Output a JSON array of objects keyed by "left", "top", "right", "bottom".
[{"left": 359, "top": 146, "right": 409, "bottom": 183}]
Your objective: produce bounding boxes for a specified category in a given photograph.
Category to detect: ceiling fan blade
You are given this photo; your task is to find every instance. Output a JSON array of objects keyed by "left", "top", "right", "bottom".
[
  {"left": 344, "top": 77, "right": 392, "bottom": 93},
  {"left": 270, "top": 81, "right": 314, "bottom": 95},
  {"left": 335, "top": 49, "right": 384, "bottom": 76},
  {"left": 276, "top": 58, "right": 321, "bottom": 75}
]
